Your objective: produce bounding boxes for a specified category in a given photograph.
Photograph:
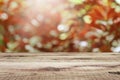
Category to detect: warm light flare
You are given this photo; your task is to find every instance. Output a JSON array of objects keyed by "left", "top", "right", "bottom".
[{"left": 0, "top": 0, "right": 120, "bottom": 52}]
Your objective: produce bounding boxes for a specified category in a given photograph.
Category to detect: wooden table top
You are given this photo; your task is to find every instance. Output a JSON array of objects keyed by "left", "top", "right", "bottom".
[{"left": 0, "top": 53, "right": 120, "bottom": 80}]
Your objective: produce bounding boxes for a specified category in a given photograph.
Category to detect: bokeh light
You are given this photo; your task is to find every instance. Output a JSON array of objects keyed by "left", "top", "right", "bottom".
[{"left": 0, "top": 0, "right": 120, "bottom": 52}]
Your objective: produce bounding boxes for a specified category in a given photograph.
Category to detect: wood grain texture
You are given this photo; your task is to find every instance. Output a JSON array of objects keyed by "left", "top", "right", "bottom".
[{"left": 0, "top": 53, "right": 120, "bottom": 80}]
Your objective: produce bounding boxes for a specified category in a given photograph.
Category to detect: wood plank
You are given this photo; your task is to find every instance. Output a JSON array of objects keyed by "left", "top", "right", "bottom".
[{"left": 0, "top": 53, "right": 120, "bottom": 80}]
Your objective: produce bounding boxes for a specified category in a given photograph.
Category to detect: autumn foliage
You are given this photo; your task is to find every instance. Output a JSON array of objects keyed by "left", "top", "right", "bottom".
[{"left": 0, "top": 0, "right": 120, "bottom": 52}]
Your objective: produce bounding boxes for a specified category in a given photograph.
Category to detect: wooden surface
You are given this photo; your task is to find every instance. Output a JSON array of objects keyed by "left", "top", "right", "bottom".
[{"left": 0, "top": 53, "right": 120, "bottom": 80}]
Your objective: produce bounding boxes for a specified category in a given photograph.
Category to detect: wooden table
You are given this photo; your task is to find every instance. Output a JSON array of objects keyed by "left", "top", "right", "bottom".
[{"left": 0, "top": 53, "right": 120, "bottom": 80}]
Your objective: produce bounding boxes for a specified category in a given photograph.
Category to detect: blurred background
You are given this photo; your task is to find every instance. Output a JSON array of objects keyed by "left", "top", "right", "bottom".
[{"left": 0, "top": 0, "right": 120, "bottom": 52}]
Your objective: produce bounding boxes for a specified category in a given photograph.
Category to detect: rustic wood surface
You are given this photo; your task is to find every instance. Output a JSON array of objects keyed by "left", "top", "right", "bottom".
[{"left": 0, "top": 53, "right": 120, "bottom": 80}]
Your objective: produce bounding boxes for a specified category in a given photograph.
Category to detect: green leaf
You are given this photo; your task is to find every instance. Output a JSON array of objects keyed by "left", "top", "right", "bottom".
[
  {"left": 0, "top": 25, "right": 5, "bottom": 34},
  {"left": 69, "top": 0, "right": 84, "bottom": 4},
  {"left": 0, "top": 35, "right": 4, "bottom": 45}
]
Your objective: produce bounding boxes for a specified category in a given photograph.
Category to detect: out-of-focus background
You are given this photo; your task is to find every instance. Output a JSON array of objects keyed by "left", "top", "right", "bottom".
[{"left": 0, "top": 0, "right": 120, "bottom": 52}]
